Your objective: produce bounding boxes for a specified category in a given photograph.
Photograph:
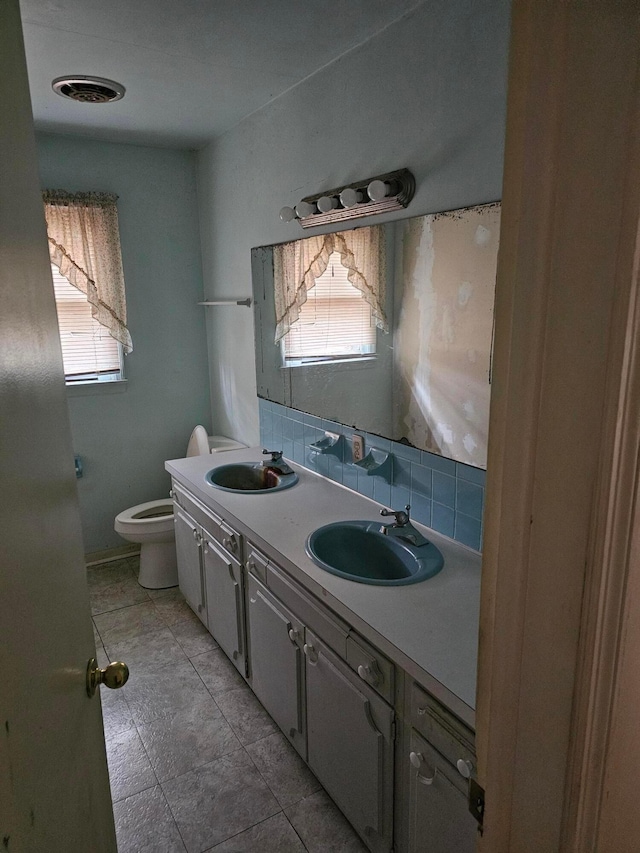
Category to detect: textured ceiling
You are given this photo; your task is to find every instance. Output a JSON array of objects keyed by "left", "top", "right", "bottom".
[{"left": 20, "top": 0, "right": 421, "bottom": 148}]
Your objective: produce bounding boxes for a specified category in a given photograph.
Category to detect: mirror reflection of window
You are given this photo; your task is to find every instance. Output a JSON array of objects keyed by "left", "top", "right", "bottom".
[{"left": 283, "top": 251, "right": 376, "bottom": 366}]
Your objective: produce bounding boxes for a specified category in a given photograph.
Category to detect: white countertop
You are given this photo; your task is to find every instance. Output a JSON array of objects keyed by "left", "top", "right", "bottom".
[{"left": 166, "top": 448, "right": 481, "bottom": 728}]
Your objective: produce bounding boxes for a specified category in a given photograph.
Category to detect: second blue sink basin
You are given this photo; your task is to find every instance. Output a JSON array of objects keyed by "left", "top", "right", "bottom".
[{"left": 306, "top": 520, "right": 443, "bottom": 586}]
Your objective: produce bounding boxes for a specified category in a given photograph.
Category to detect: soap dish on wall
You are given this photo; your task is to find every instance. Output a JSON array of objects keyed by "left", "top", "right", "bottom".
[
  {"left": 309, "top": 432, "right": 345, "bottom": 458},
  {"left": 352, "top": 448, "right": 392, "bottom": 480}
]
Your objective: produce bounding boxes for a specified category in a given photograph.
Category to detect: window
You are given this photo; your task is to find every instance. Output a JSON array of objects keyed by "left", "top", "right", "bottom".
[
  {"left": 43, "top": 190, "right": 132, "bottom": 385},
  {"left": 51, "top": 264, "right": 123, "bottom": 382},
  {"left": 282, "top": 251, "right": 376, "bottom": 365}
]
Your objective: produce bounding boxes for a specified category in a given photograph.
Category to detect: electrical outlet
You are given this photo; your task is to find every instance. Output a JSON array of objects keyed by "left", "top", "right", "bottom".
[{"left": 352, "top": 434, "right": 365, "bottom": 462}]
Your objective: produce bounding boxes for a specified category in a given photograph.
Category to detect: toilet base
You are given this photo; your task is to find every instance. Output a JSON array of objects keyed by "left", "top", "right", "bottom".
[{"left": 138, "top": 540, "right": 178, "bottom": 589}]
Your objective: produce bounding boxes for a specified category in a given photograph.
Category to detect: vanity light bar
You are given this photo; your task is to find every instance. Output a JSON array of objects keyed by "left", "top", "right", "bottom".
[{"left": 280, "top": 168, "right": 416, "bottom": 229}]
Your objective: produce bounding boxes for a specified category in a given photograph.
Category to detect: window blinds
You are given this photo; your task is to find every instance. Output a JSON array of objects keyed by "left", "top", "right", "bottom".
[
  {"left": 51, "top": 264, "right": 122, "bottom": 380},
  {"left": 283, "top": 251, "right": 376, "bottom": 363}
]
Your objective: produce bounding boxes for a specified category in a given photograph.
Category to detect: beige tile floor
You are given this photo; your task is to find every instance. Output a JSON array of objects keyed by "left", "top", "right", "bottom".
[{"left": 90, "top": 556, "right": 367, "bottom": 853}]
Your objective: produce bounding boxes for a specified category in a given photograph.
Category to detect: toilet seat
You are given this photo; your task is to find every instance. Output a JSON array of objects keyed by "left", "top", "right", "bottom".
[{"left": 114, "top": 499, "right": 174, "bottom": 539}]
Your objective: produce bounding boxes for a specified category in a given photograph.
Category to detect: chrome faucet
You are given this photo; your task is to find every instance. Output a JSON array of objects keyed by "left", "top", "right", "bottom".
[
  {"left": 262, "top": 448, "right": 294, "bottom": 475},
  {"left": 379, "top": 505, "right": 430, "bottom": 547}
]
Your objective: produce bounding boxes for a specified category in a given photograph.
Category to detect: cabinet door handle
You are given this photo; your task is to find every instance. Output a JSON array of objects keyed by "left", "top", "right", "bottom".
[
  {"left": 222, "top": 535, "right": 238, "bottom": 554},
  {"left": 303, "top": 643, "right": 318, "bottom": 664},
  {"left": 169, "top": 489, "right": 174, "bottom": 499},
  {"left": 288, "top": 628, "right": 299, "bottom": 644},
  {"left": 192, "top": 527, "right": 199, "bottom": 541},
  {"left": 357, "top": 662, "right": 381, "bottom": 687},
  {"left": 409, "top": 751, "right": 437, "bottom": 785}
]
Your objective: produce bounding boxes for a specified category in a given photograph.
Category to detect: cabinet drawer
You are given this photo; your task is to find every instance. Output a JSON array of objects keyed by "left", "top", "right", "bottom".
[
  {"left": 346, "top": 634, "right": 394, "bottom": 705},
  {"left": 410, "top": 682, "right": 475, "bottom": 773}
]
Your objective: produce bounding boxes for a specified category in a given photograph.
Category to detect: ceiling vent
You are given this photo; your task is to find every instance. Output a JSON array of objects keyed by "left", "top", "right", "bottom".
[{"left": 52, "top": 76, "right": 125, "bottom": 104}]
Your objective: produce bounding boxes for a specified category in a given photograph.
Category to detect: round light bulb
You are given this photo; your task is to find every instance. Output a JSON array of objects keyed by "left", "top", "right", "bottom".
[
  {"left": 295, "top": 200, "right": 316, "bottom": 218},
  {"left": 367, "top": 179, "right": 390, "bottom": 202},
  {"left": 317, "top": 195, "right": 338, "bottom": 213},
  {"left": 279, "top": 206, "right": 296, "bottom": 222},
  {"left": 339, "top": 188, "right": 363, "bottom": 208}
]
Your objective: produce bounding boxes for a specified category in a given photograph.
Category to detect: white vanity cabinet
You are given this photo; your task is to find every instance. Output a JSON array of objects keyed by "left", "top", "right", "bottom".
[
  {"left": 168, "top": 467, "right": 480, "bottom": 853},
  {"left": 246, "top": 543, "right": 394, "bottom": 853},
  {"left": 172, "top": 482, "right": 246, "bottom": 676}
]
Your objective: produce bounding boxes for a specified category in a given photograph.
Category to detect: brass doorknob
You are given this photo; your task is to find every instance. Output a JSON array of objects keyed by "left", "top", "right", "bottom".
[{"left": 86, "top": 658, "right": 129, "bottom": 697}]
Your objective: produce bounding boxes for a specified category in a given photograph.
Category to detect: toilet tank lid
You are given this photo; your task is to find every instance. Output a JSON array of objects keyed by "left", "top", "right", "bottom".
[{"left": 186, "top": 425, "right": 210, "bottom": 457}]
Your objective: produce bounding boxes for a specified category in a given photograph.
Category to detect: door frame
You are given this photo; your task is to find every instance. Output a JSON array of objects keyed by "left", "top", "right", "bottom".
[{"left": 476, "top": 2, "right": 640, "bottom": 850}]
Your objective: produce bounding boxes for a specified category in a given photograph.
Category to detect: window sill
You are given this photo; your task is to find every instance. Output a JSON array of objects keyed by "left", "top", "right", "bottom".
[
  {"left": 66, "top": 379, "right": 128, "bottom": 397},
  {"left": 282, "top": 356, "right": 377, "bottom": 370}
]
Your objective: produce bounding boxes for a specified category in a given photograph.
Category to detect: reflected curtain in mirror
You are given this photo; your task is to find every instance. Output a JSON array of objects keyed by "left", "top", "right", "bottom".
[{"left": 273, "top": 225, "right": 387, "bottom": 343}]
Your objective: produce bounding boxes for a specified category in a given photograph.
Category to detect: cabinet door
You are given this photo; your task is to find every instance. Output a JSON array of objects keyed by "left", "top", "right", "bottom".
[
  {"left": 247, "top": 574, "right": 306, "bottom": 758},
  {"left": 173, "top": 506, "right": 206, "bottom": 626},
  {"left": 305, "top": 632, "right": 394, "bottom": 853},
  {"left": 203, "top": 536, "right": 246, "bottom": 675},
  {"left": 408, "top": 731, "right": 477, "bottom": 853}
]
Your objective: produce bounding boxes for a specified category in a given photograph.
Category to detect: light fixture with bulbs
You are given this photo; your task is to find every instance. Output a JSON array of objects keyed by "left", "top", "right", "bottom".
[{"left": 279, "top": 168, "right": 415, "bottom": 229}]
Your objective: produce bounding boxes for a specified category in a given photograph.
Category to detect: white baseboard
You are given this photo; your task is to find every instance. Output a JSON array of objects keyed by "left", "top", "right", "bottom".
[{"left": 85, "top": 544, "right": 140, "bottom": 567}]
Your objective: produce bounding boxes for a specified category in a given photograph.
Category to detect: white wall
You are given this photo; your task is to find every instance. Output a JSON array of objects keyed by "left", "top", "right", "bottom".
[
  {"left": 197, "top": 0, "right": 511, "bottom": 445},
  {"left": 37, "top": 134, "right": 211, "bottom": 553}
]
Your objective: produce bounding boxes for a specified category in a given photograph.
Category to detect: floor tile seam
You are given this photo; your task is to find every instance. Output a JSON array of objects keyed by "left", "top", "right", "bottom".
[
  {"left": 93, "top": 598, "right": 164, "bottom": 625},
  {"left": 106, "top": 717, "right": 161, "bottom": 801},
  {"left": 242, "top": 737, "right": 290, "bottom": 809},
  {"left": 153, "top": 782, "right": 190, "bottom": 853},
  {"left": 213, "top": 690, "right": 277, "bottom": 748},
  {"left": 156, "top": 743, "right": 248, "bottom": 792},
  {"left": 110, "top": 774, "right": 159, "bottom": 806},
  {"left": 104, "top": 635, "right": 193, "bottom": 671},
  {"left": 156, "top": 746, "right": 282, "bottom": 852},
  {"left": 136, "top": 717, "right": 243, "bottom": 786},
  {"left": 199, "top": 810, "right": 303, "bottom": 853},
  {"left": 91, "top": 602, "right": 146, "bottom": 618},
  {"left": 167, "top": 621, "right": 212, "bottom": 649}
]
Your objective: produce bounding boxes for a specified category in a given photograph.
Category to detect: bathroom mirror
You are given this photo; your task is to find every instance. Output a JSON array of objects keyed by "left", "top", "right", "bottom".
[{"left": 252, "top": 202, "right": 500, "bottom": 469}]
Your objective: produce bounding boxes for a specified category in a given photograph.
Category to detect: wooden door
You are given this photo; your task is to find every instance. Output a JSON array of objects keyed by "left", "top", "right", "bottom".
[
  {"left": 0, "top": 1, "right": 116, "bottom": 848},
  {"left": 476, "top": 2, "right": 640, "bottom": 850}
]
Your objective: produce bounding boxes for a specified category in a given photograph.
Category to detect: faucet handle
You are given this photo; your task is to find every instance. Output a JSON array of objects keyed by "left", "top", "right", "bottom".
[
  {"left": 380, "top": 505, "right": 411, "bottom": 527},
  {"left": 262, "top": 448, "right": 283, "bottom": 462}
]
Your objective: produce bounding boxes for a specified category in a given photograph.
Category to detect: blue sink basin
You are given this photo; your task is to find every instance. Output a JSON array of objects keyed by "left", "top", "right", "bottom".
[
  {"left": 306, "top": 520, "right": 444, "bottom": 585},
  {"left": 205, "top": 463, "right": 298, "bottom": 493}
]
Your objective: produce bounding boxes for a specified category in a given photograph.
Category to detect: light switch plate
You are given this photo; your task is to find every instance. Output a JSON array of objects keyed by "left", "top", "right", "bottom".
[{"left": 352, "top": 434, "right": 365, "bottom": 462}]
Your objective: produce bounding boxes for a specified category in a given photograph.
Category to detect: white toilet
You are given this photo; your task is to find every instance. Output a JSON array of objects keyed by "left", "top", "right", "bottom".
[{"left": 114, "top": 426, "right": 245, "bottom": 589}]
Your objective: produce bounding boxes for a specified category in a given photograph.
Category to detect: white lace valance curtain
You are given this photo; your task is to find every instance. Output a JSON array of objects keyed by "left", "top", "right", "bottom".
[
  {"left": 273, "top": 225, "right": 387, "bottom": 344},
  {"left": 43, "top": 190, "right": 132, "bottom": 353}
]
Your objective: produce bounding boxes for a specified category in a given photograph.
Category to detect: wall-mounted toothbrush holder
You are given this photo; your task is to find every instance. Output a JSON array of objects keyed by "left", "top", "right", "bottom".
[
  {"left": 351, "top": 448, "right": 392, "bottom": 481},
  {"left": 309, "top": 432, "right": 345, "bottom": 458}
]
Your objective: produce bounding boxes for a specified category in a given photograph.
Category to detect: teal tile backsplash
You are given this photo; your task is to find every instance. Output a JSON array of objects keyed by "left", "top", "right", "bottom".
[{"left": 259, "top": 399, "right": 485, "bottom": 552}]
